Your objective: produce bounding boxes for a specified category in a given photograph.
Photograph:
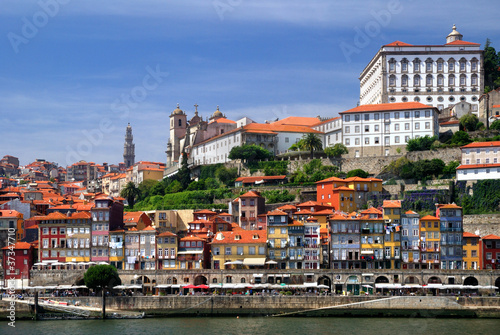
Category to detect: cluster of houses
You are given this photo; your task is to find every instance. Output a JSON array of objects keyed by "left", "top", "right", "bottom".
[{"left": 2, "top": 175, "right": 500, "bottom": 290}]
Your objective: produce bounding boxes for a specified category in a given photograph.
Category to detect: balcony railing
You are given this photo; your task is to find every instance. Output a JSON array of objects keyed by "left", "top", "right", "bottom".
[{"left": 303, "top": 256, "right": 319, "bottom": 261}]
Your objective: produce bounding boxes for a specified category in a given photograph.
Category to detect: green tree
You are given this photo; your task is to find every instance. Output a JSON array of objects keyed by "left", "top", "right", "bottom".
[
  {"left": 165, "top": 180, "right": 183, "bottom": 194},
  {"left": 229, "top": 144, "right": 272, "bottom": 162},
  {"left": 406, "top": 135, "right": 436, "bottom": 151},
  {"left": 300, "top": 133, "right": 323, "bottom": 159},
  {"left": 324, "top": 143, "right": 348, "bottom": 158},
  {"left": 460, "top": 114, "right": 480, "bottom": 131},
  {"left": 177, "top": 151, "right": 191, "bottom": 190},
  {"left": 483, "top": 39, "right": 500, "bottom": 92},
  {"left": 204, "top": 177, "right": 221, "bottom": 190},
  {"left": 138, "top": 179, "right": 159, "bottom": 201},
  {"left": 346, "top": 169, "right": 369, "bottom": 178},
  {"left": 490, "top": 119, "right": 500, "bottom": 130},
  {"left": 215, "top": 166, "right": 239, "bottom": 186},
  {"left": 443, "top": 160, "right": 460, "bottom": 176},
  {"left": 84, "top": 264, "right": 121, "bottom": 319},
  {"left": 450, "top": 131, "right": 472, "bottom": 146},
  {"left": 120, "top": 181, "right": 141, "bottom": 208}
]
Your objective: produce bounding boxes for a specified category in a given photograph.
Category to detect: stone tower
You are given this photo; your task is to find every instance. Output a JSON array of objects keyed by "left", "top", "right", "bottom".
[
  {"left": 123, "top": 123, "right": 135, "bottom": 168},
  {"left": 166, "top": 104, "right": 187, "bottom": 167},
  {"left": 446, "top": 24, "right": 463, "bottom": 44}
]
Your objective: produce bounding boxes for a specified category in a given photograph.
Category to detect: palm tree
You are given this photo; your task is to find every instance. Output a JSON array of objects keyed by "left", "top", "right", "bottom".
[
  {"left": 300, "top": 133, "right": 323, "bottom": 159},
  {"left": 121, "top": 181, "right": 141, "bottom": 208}
]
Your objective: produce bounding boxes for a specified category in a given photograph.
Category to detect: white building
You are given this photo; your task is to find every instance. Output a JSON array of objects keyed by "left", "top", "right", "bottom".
[
  {"left": 456, "top": 141, "right": 500, "bottom": 181},
  {"left": 359, "top": 25, "right": 483, "bottom": 114},
  {"left": 312, "top": 116, "right": 343, "bottom": 148},
  {"left": 339, "top": 102, "right": 440, "bottom": 157}
]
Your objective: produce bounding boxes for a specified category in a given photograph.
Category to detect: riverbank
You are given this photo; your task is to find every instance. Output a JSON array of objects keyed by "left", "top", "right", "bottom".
[{"left": 1, "top": 296, "right": 499, "bottom": 320}]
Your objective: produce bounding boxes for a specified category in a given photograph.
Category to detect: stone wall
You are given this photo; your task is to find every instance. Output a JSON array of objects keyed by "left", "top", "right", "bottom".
[{"left": 464, "top": 215, "right": 500, "bottom": 236}]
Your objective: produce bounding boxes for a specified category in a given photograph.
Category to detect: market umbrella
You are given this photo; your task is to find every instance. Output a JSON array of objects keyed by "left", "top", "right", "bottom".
[
  {"left": 197, "top": 284, "right": 209, "bottom": 289},
  {"left": 183, "top": 284, "right": 197, "bottom": 289}
]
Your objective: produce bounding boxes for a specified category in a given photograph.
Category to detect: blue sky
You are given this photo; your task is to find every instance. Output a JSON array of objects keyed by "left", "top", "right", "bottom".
[{"left": 1, "top": 0, "right": 499, "bottom": 167}]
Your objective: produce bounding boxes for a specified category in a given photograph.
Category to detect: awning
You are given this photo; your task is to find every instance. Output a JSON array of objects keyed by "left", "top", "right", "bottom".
[
  {"left": 156, "top": 284, "right": 172, "bottom": 288},
  {"left": 252, "top": 274, "right": 263, "bottom": 277},
  {"left": 361, "top": 250, "right": 374, "bottom": 254},
  {"left": 243, "top": 258, "right": 266, "bottom": 266},
  {"left": 304, "top": 273, "right": 315, "bottom": 276},
  {"left": 304, "top": 282, "right": 318, "bottom": 287},
  {"left": 224, "top": 260, "right": 243, "bottom": 265},
  {"left": 265, "top": 260, "right": 277, "bottom": 264},
  {"left": 362, "top": 273, "right": 374, "bottom": 277}
]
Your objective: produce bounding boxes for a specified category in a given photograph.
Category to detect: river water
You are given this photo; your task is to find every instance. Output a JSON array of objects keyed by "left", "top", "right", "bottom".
[{"left": 3, "top": 317, "right": 499, "bottom": 335}]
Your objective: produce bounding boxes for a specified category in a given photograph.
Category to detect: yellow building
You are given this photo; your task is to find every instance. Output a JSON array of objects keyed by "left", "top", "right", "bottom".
[
  {"left": 344, "top": 177, "right": 383, "bottom": 193},
  {"left": 382, "top": 200, "right": 402, "bottom": 269},
  {"left": 267, "top": 209, "right": 290, "bottom": 269},
  {"left": 64, "top": 212, "right": 92, "bottom": 263},
  {"left": 462, "top": 232, "right": 481, "bottom": 270},
  {"left": 157, "top": 231, "right": 178, "bottom": 270},
  {"left": 211, "top": 229, "right": 267, "bottom": 270},
  {"left": 360, "top": 207, "right": 385, "bottom": 269},
  {"left": 419, "top": 215, "right": 441, "bottom": 270}
]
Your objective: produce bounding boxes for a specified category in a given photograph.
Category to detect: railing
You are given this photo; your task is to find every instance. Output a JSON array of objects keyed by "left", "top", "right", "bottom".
[{"left": 303, "top": 256, "right": 319, "bottom": 261}]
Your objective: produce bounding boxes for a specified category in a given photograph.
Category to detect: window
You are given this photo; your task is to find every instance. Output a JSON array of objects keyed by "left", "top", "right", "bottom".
[
  {"left": 345, "top": 139, "right": 350, "bottom": 145},
  {"left": 374, "top": 137, "right": 379, "bottom": 144},
  {"left": 405, "top": 123, "right": 410, "bottom": 130},
  {"left": 225, "top": 247, "right": 232, "bottom": 255},
  {"left": 355, "top": 126, "right": 360, "bottom": 133},
  {"left": 414, "top": 75, "right": 420, "bottom": 87},
  {"left": 425, "top": 122, "right": 430, "bottom": 129},
  {"left": 364, "top": 114, "right": 369, "bottom": 121},
  {"left": 365, "top": 137, "right": 369, "bottom": 144},
  {"left": 374, "top": 125, "right": 379, "bottom": 131},
  {"left": 415, "top": 123, "right": 420, "bottom": 130},
  {"left": 402, "top": 60, "right": 408, "bottom": 72},
  {"left": 365, "top": 125, "right": 370, "bottom": 132},
  {"left": 395, "top": 124, "right": 399, "bottom": 131},
  {"left": 355, "top": 138, "right": 360, "bottom": 145},
  {"left": 405, "top": 112, "right": 410, "bottom": 119},
  {"left": 415, "top": 111, "right": 420, "bottom": 118},
  {"left": 345, "top": 126, "right": 350, "bottom": 133},
  {"left": 345, "top": 115, "right": 350, "bottom": 122},
  {"left": 395, "top": 136, "right": 400, "bottom": 143},
  {"left": 355, "top": 114, "right": 360, "bottom": 121},
  {"left": 374, "top": 113, "right": 379, "bottom": 120},
  {"left": 405, "top": 136, "right": 410, "bottom": 143},
  {"left": 449, "top": 75, "right": 455, "bottom": 86},
  {"left": 401, "top": 75, "right": 408, "bottom": 87}
]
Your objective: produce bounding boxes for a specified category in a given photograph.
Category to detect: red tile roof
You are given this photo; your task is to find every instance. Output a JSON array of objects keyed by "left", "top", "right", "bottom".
[
  {"left": 382, "top": 200, "right": 402, "bottom": 208},
  {"left": 437, "top": 203, "right": 462, "bottom": 209},
  {"left": 194, "top": 209, "right": 217, "bottom": 214},
  {"left": 267, "top": 209, "right": 288, "bottom": 216},
  {"left": 463, "top": 232, "right": 480, "bottom": 238},
  {"left": 420, "top": 215, "right": 439, "bottom": 220},
  {"left": 460, "top": 141, "right": 500, "bottom": 149},
  {"left": 340, "top": 102, "right": 436, "bottom": 114},
  {"left": 2, "top": 241, "right": 33, "bottom": 250},
  {"left": 158, "top": 231, "right": 177, "bottom": 237},
  {"left": 445, "top": 40, "right": 480, "bottom": 46},
  {"left": 456, "top": 163, "right": 500, "bottom": 170},
  {"left": 384, "top": 41, "right": 413, "bottom": 47},
  {"left": 482, "top": 234, "right": 500, "bottom": 240},
  {"left": 211, "top": 229, "right": 267, "bottom": 244},
  {"left": 239, "top": 190, "right": 262, "bottom": 198}
]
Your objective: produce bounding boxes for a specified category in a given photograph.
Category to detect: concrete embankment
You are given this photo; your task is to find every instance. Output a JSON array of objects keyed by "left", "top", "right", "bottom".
[{"left": 2, "top": 296, "right": 497, "bottom": 319}]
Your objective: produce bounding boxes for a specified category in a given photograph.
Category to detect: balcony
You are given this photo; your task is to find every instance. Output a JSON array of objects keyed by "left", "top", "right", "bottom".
[
  {"left": 413, "top": 259, "right": 420, "bottom": 263},
  {"left": 303, "top": 256, "right": 319, "bottom": 261}
]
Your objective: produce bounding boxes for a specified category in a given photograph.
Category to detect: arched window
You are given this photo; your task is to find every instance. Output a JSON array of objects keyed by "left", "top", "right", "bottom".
[
  {"left": 449, "top": 74, "right": 455, "bottom": 86},
  {"left": 389, "top": 74, "right": 396, "bottom": 87},
  {"left": 437, "top": 58, "right": 444, "bottom": 72},
  {"left": 167, "top": 278, "right": 172, "bottom": 284},
  {"left": 470, "top": 58, "right": 478, "bottom": 72},
  {"left": 388, "top": 58, "right": 396, "bottom": 72},
  {"left": 401, "top": 58, "right": 408, "bottom": 72},
  {"left": 448, "top": 58, "right": 455, "bottom": 72},
  {"left": 413, "top": 58, "right": 421, "bottom": 72},
  {"left": 401, "top": 74, "right": 408, "bottom": 87},
  {"left": 460, "top": 74, "right": 466, "bottom": 86},
  {"left": 241, "top": 278, "right": 246, "bottom": 283},
  {"left": 437, "top": 74, "right": 444, "bottom": 86},
  {"left": 426, "top": 74, "right": 433, "bottom": 87},
  {"left": 212, "top": 278, "right": 218, "bottom": 283},
  {"left": 471, "top": 74, "right": 478, "bottom": 86},
  {"left": 414, "top": 75, "right": 421, "bottom": 87},
  {"left": 459, "top": 58, "right": 467, "bottom": 72},
  {"left": 425, "top": 58, "right": 433, "bottom": 72},
  {"left": 172, "top": 277, "right": 177, "bottom": 285}
]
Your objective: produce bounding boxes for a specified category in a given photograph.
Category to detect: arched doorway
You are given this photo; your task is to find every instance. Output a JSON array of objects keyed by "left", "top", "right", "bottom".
[
  {"left": 318, "top": 276, "right": 332, "bottom": 291},
  {"left": 375, "top": 276, "right": 389, "bottom": 284},
  {"left": 404, "top": 276, "right": 419, "bottom": 284},
  {"left": 494, "top": 277, "right": 500, "bottom": 290},
  {"left": 463, "top": 276, "right": 478, "bottom": 286},
  {"left": 194, "top": 275, "right": 208, "bottom": 286},
  {"left": 427, "top": 276, "right": 442, "bottom": 284}
]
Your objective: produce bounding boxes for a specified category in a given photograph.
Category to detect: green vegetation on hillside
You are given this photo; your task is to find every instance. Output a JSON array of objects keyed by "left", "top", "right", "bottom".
[
  {"left": 456, "top": 180, "right": 500, "bottom": 214},
  {"left": 289, "top": 159, "right": 340, "bottom": 184}
]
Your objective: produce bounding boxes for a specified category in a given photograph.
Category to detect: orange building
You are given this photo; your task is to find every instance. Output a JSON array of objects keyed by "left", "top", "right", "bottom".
[{"left": 462, "top": 232, "right": 481, "bottom": 270}]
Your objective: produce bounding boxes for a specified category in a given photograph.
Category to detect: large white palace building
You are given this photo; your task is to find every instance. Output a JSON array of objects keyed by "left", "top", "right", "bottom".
[{"left": 359, "top": 25, "right": 483, "bottom": 115}]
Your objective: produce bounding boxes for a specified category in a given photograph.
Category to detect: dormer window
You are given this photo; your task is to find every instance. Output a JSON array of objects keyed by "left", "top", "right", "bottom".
[
  {"left": 235, "top": 235, "right": 241, "bottom": 240},
  {"left": 253, "top": 235, "right": 258, "bottom": 240}
]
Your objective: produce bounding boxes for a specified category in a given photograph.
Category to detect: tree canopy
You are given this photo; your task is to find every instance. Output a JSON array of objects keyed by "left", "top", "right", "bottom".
[
  {"left": 84, "top": 265, "right": 121, "bottom": 290},
  {"left": 460, "top": 113, "right": 480, "bottom": 131},
  {"left": 324, "top": 143, "right": 348, "bottom": 158},
  {"left": 490, "top": 119, "right": 500, "bottom": 130},
  {"left": 120, "top": 181, "right": 141, "bottom": 208},
  {"left": 450, "top": 131, "right": 472, "bottom": 146},
  {"left": 406, "top": 135, "right": 436, "bottom": 152},
  {"left": 177, "top": 151, "right": 191, "bottom": 190},
  {"left": 228, "top": 144, "right": 272, "bottom": 162},
  {"left": 346, "top": 169, "right": 369, "bottom": 178},
  {"left": 300, "top": 133, "right": 323, "bottom": 159},
  {"left": 484, "top": 39, "right": 500, "bottom": 92}
]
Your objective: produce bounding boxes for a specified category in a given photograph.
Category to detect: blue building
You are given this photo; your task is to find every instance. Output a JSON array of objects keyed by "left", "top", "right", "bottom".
[{"left": 436, "top": 203, "right": 463, "bottom": 270}]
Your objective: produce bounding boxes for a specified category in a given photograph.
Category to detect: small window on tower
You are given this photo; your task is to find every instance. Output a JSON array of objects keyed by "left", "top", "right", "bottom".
[{"left": 178, "top": 119, "right": 182, "bottom": 127}]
